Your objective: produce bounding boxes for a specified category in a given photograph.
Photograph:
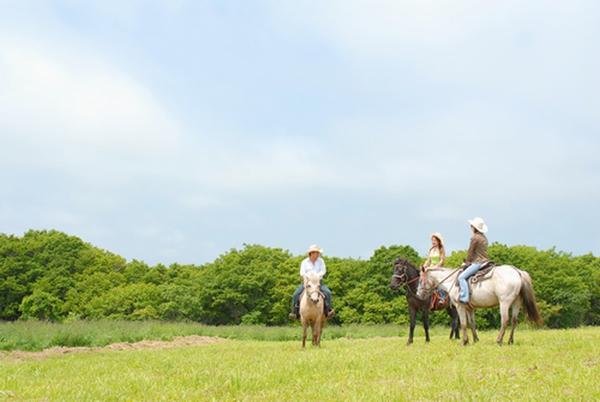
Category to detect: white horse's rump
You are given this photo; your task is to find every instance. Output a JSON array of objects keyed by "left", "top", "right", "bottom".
[
  {"left": 418, "top": 266, "right": 542, "bottom": 345},
  {"left": 299, "top": 273, "right": 326, "bottom": 347}
]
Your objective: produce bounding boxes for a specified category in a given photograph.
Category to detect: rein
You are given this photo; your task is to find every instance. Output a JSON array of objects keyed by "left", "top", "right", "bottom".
[
  {"left": 392, "top": 273, "right": 420, "bottom": 286},
  {"left": 421, "top": 268, "right": 461, "bottom": 295}
]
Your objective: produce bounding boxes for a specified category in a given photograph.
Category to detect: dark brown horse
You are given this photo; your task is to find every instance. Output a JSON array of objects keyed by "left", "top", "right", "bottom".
[{"left": 390, "top": 258, "right": 460, "bottom": 345}]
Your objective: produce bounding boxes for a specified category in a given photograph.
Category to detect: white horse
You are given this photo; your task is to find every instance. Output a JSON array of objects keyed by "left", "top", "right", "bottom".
[
  {"left": 418, "top": 266, "right": 543, "bottom": 345},
  {"left": 299, "top": 273, "right": 327, "bottom": 347}
]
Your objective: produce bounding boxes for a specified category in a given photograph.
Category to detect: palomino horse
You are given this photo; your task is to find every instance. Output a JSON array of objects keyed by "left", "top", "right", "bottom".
[
  {"left": 390, "top": 258, "right": 460, "bottom": 345},
  {"left": 418, "top": 266, "right": 543, "bottom": 345},
  {"left": 300, "top": 273, "right": 327, "bottom": 347}
]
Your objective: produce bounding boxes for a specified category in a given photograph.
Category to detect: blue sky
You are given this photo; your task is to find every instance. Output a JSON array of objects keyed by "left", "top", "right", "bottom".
[{"left": 1, "top": 1, "right": 599, "bottom": 264}]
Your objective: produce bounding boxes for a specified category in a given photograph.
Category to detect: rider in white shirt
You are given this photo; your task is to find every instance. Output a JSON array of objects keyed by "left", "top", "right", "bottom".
[
  {"left": 300, "top": 255, "right": 326, "bottom": 278},
  {"left": 289, "top": 245, "right": 335, "bottom": 320}
]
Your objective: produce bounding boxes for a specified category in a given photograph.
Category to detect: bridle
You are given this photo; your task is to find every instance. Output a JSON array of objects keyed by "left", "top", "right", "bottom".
[
  {"left": 392, "top": 272, "right": 420, "bottom": 286},
  {"left": 419, "top": 268, "right": 461, "bottom": 296},
  {"left": 304, "top": 282, "right": 325, "bottom": 304},
  {"left": 392, "top": 264, "right": 422, "bottom": 297}
]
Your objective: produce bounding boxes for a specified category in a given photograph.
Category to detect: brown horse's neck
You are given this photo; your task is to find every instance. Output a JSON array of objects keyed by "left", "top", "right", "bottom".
[{"left": 403, "top": 265, "right": 421, "bottom": 294}]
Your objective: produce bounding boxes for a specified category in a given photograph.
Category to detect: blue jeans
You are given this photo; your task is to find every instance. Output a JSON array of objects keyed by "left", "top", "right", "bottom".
[
  {"left": 458, "top": 263, "right": 481, "bottom": 303},
  {"left": 292, "top": 284, "right": 333, "bottom": 310}
]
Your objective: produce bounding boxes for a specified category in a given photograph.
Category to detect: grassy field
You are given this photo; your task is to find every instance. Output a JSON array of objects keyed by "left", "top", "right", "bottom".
[
  {"left": 0, "top": 320, "right": 426, "bottom": 351},
  {"left": 0, "top": 324, "right": 598, "bottom": 400}
]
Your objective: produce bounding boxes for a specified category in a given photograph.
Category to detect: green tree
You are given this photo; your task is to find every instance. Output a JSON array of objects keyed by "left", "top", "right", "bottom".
[{"left": 20, "top": 290, "right": 62, "bottom": 320}]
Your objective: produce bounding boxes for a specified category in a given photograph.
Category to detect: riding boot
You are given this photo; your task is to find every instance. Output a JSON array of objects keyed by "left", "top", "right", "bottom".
[
  {"left": 288, "top": 304, "right": 299, "bottom": 320},
  {"left": 324, "top": 302, "right": 335, "bottom": 319}
]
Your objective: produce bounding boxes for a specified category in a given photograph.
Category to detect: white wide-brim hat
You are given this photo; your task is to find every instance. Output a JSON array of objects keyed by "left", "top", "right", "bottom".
[
  {"left": 307, "top": 244, "right": 323, "bottom": 255},
  {"left": 430, "top": 232, "right": 445, "bottom": 247},
  {"left": 468, "top": 217, "right": 488, "bottom": 233}
]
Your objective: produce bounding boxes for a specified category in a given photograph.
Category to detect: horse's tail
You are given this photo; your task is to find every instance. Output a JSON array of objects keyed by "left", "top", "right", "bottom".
[{"left": 519, "top": 270, "right": 543, "bottom": 326}]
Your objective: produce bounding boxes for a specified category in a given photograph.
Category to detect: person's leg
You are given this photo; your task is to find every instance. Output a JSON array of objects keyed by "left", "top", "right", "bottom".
[
  {"left": 289, "top": 284, "right": 304, "bottom": 319},
  {"left": 320, "top": 284, "right": 334, "bottom": 317},
  {"left": 458, "top": 263, "right": 481, "bottom": 303},
  {"left": 438, "top": 289, "right": 447, "bottom": 304}
]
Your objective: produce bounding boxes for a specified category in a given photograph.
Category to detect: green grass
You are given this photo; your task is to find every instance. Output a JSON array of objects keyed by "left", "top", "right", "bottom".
[
  {"left": 0, "top": 320, "right": 440, "bottom": 351},
  {"left": 0, "top": 327, "right": 598, "bottom": 400}
]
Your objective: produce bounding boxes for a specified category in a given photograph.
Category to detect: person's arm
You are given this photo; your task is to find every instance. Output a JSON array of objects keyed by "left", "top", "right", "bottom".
[
  {"left": 318, "top": 258, "right": 327, "bottom": 278},
  {"left": 300, "top": 259, "right": 307, "bottom": 277},
  {"left": 422, "top": 255, "right": 431, "bottom": 269},
  {"left": 464, "top": 237, "right": 479, "bottom": 266}
]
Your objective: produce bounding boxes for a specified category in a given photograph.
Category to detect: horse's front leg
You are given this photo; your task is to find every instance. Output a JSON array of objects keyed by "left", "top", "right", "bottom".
[
  {"left": 423, "top": 308, "right": 430, "bottom": 343},
  {"left": 407, "top": 305, "right": 416, "bottom": 345},
  {"left": 311, "top": 321, "right": 318, "bottom": 346},
  {"left": 468, "top": 310, "right": 479, "bottom": 343},
  {"left": 456, "top": 306, "right": 469, "bottom": 345},
  {"left": 315, "top": 319, "right": 322, "bottom": 347},
  {"left": 301, "top": 320, "right": 308, "bottom": 348}
]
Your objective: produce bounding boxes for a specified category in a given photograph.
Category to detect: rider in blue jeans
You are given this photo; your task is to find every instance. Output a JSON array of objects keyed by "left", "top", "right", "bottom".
[
  {"left": 289, "top": 245, "right": 335, "bottom": 320},
  {"left": 458, "top": 217, "right": 489, "bottom": 304}
]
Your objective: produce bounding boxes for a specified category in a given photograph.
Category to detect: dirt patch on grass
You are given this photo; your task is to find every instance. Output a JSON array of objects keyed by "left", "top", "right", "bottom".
[{"left": 1, "top": 335, "right": 225, "bottom": 361}]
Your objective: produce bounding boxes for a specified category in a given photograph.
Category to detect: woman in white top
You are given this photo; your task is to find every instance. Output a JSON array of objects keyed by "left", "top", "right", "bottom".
[{"left": 289, "top": 245, "right": 334, "bottom": 320}]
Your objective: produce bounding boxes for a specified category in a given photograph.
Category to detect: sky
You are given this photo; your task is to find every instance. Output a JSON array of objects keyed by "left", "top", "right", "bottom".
[{"left": 1, "top": 1, "right": 599, "bottom": 265}]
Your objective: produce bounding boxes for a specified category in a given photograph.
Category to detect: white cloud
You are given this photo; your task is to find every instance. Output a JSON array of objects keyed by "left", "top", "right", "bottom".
[
  {"left": 269, "top": 1, "right": 600, "bottom": 113},
  {"left": 0, "top": 36, "right": 182, "bottom": 161}
]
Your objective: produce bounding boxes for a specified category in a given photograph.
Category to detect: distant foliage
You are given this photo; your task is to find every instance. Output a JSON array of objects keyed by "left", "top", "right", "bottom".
[{"left": 0, "top": 230, "right": 597, "bottom": 328}]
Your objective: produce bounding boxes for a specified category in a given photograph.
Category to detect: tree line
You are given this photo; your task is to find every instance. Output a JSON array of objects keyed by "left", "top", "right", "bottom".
[{"left": 0, "top": 230, "right": 598, "bottom": 328}]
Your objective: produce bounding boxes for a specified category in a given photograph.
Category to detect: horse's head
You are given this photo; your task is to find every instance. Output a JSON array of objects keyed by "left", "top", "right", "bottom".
[
  {"left": 390, "top": 258, "right": 415, "bottom": 290},
  {"left": 304, "top": 273, "right": 322, "bottom": 304}
]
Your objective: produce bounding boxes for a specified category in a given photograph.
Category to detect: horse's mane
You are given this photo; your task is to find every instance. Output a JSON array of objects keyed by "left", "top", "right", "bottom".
[{"left": 394, "top": 257, "right": 417, "bottom": 270}]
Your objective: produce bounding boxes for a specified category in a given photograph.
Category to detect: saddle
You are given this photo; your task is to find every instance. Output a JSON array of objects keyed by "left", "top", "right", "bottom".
[
  {"left": 470, "top": 261, "right": 496, "bottom": 284},
  {"left": 429, "top": 288, "right": 449, "bottom": 311},
  {"left": 453, "top": 261, "right": 496, "bottom": 302}
]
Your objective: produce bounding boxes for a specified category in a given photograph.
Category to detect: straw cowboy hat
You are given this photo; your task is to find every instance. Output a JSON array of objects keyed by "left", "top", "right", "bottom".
[
  {"left": 430, "top": 232, "right": 445, "bottom": 247},
  {"left": 468, "top": 217, "right": 488, "bottom": 233},
  {"left": 307, "top": 244, "right": 323, "bottom": 255}
]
